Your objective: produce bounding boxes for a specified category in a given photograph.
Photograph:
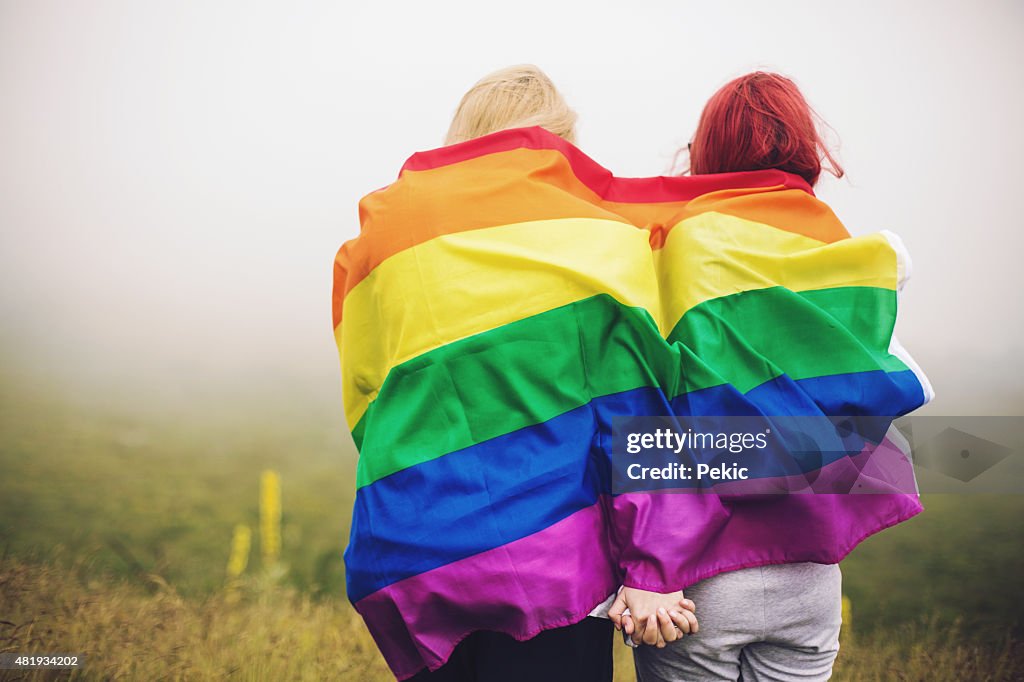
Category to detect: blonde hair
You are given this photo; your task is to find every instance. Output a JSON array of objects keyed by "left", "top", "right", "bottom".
[{"left": 445, "top": 64, "right": 577, "bottom": 145}]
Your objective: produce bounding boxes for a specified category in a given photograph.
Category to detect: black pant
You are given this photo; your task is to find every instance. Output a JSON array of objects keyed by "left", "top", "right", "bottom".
[{"left": 408, "top": 616, "right": 614, "bottom": 682}]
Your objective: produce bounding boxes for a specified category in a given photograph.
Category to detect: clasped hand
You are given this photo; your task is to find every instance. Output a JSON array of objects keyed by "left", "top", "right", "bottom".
[{"left": 607, "top": 586, "right": 698, "bottom": 648}]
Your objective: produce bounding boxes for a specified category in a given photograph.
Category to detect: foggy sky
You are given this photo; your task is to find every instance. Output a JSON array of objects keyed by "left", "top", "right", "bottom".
[{"left": 1, "top": 0, "right": 1022, "bottom": 416}]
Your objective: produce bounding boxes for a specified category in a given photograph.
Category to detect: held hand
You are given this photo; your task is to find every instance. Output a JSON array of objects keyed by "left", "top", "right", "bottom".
[
  {"left": 607, "top": 586, "right": 698, "bottom": 646},
  {"left": 636, "top": 606, "right": 699, "bottom": 647}
]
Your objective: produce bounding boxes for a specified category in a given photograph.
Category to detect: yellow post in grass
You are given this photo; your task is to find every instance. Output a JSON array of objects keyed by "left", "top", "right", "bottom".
[
  {"left": 225, "top": 523, "right": 252, "bottom": 602},
  {"left": 226, "top": 524, "right": 252, "bottom": 579},
  {"left": 840, "top": 594, "right": 853, "bottom": 647},
  {"left": 260, "top": 470, "right": 281, "bottom": 567}
]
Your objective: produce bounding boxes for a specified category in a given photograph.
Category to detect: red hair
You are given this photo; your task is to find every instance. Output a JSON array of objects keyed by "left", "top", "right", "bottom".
[{"left": 689, "top": 72, "right": 843, "bottom": 187}]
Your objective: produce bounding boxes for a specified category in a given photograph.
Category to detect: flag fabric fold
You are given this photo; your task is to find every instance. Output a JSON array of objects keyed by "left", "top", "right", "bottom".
[{"left": 331, "top": 126, "right": 931, "bottom": 679}]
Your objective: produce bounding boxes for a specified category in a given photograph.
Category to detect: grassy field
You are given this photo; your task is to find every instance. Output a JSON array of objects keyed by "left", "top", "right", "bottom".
[
  {"left": 1, "top": 373, "right": 1022, "bottom": 680},
  {"left": 1, "top": 556, "right": 1020, "bottom": 681},
  {"left": 0, "top": 372, "right": 357, "bottom": 600}
]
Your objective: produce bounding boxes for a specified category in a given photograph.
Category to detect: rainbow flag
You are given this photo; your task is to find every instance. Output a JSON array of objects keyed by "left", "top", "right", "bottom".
[{"left": 331, "top": 127, "right": 932, "bottom": 679}]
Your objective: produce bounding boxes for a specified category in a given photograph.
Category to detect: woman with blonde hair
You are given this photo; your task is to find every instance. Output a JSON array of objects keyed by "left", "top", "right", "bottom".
[
  {"left": 404, "top": 64, "right": 614, "bottom": 682},
  {"left": 444, "top": 64, "right": 578, "bottom": 145}
]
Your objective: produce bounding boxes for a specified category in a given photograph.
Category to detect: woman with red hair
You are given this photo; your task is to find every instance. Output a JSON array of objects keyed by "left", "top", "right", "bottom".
[
  {"left": 612, "top": 72, "right": 848, "bottom": 681},
  {"left": 689, "top": 70, "right": 843, "bottom": 187}
]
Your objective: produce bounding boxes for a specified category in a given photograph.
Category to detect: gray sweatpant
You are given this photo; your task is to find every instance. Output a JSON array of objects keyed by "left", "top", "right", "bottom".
[{"left": 633, "top": 562, "right": 842, "bottom": 682}]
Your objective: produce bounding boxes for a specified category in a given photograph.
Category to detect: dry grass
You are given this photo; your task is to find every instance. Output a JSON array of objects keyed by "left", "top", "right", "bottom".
[
  {"left": 0, "top": 557, "right": 390, "bottom": 681},
  {"left": 1, "top": 557, "right": 1019, "bottom": 681},
  {"left": 832, "top": 623, "right": 1020, "bottom": 682}
]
